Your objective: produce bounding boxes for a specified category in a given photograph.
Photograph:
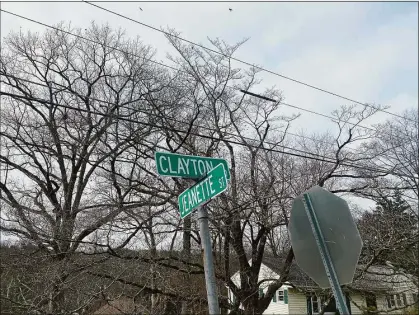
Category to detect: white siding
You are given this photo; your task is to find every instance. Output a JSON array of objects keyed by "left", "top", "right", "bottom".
[
  {"left": 228, "top": 262, "right": 418, "bottom": 315},
  {"left": 348, "top": 293, "right": 365, "bottom": 315},
  {"left": 288, "top": 289, "right": 308, "bottom": 315},
  {"left": 227, "top": 286, "right": 291, "bottom": 314},
  {"left": 377, "top": 295, "right": 400, "bottom": 314},
  {"left": 230, "top": 261, "right": 282, "bottom": 286},
  {"left": 375, "top": 292, "right": 417, "bottom": 314},
  {"left": 229, "top": 262, "right": 291, "bottom": 314},
  {"left": 288, "top": 289, "right": 366, "bottom": 315},
  {"left": 230, "top": 268, "right": 241, "bottom": 288},
  {"left": 347, "top": 290, "right": 418, "bottom": 315},
  {"left": 260, "top": 285, "right": 291, "bottom": 315}
]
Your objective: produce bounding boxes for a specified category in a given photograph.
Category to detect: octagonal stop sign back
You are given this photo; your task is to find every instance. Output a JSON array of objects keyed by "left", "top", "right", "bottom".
[{"left": 288, "top": 186, "right": 363, "bottom": 289}]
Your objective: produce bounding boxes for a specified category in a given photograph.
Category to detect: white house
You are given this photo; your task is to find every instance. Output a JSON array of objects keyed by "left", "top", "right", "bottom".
[{"left": 227, "top": 256, "right": 418, "bottom": 315}]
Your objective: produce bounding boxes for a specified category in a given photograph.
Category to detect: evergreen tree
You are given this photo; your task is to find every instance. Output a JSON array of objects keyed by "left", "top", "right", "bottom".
[{"left": 358, "top": 191, "right": 418, "bottom": 276}]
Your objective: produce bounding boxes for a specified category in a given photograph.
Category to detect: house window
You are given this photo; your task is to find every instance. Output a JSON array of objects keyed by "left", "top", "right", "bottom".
[
  {"left": 277, "top": 290, "right": 288, "bottom": 304},
  {"left": 272, "top": 291, "right": 277, "bottom": 303},
  {"left": 307, "top": 295, "right": 322, "bottom": 315},
  {"left": 307, "top": 294, "right": 350, "bottom": 315},
  {"left": 278, "top": 290, "right": 284, "bottom": 301},
  {"left": 259, "top": 288, "right": 264, "bottom": 298},
  {"left": 312, "top": 295, "right": 320, "bottom": 313},
  {"left": 366, "top": 293, "right": 377, "bottom": 309},
  {"left": 386, "top": 295, "right": 396, "bottom": 308},
  {"left": 396, "top": 294, "right": 403, "bottom": 307},
  {"left": 229, "top": 290, "right": 236, "bottom": 304},
  {"left": 402, "top": 293, "right": 407, "bottom": 306},
  {"left": 396, "top": 294, "right": 402, "bottom": 307},
  {"left": 386, "top": 294, "right": 408, "bottom": 309},
  {"left": 390, "top": 295, "right": 395, "bottom": 307}
]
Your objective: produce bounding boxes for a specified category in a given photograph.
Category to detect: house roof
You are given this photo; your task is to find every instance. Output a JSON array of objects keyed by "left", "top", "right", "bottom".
[
  {"left": 262, "top": 255, "right": 318, "bottom": 289},
  {"left": 247, "top": 254, "right": 416, "bottom": 293},
  {"left": 348, "top": 265, "right": 417, "bottom": 293}
]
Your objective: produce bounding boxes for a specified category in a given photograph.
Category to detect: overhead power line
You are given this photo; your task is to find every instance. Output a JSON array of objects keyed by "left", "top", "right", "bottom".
[
  {"left": 2, "top": 73, "right": 375, "bottom": 162},
  {"left": 1, "top": 9, "right": 411, "bottom": 150},
  {"left": 0, "top": 90, "right": 407, "bottom": 179},
  {"left": 0, "top": 8, "right": 411, "bottom": 166},
  {"left": 239, "top": 89, "right": 380, "bottom": 132},
  {"left": 0, "top": 75, "right": 330, "bottom": 161},
  {"left": 83, "top": 1, "right": 413, "bottom": 123},
  {"left": 1, "top": 9, "right": 383, "bottom": 134}
]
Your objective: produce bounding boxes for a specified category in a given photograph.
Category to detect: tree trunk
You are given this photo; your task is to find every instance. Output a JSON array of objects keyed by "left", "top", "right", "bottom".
[
  {"left": 242, "top": 305, "right": 263, "bottom": 315},
  {"left": 147, "top": 220, "right": 158, "bottom": 315},
  {"left": 48, "top": 280, "right": 65, "bottom": 314}
]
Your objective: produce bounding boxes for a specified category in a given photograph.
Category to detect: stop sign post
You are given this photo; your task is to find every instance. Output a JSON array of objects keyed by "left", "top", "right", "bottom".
[{"left": 288, "top": 186, "right": 363, "bottom": 315}]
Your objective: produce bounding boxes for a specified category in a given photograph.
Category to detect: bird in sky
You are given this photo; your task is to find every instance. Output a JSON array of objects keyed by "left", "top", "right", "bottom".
[
  {"left": 229, "top": 8, "right": 233, "bottom": 12},
  {"left": 139, "top": 7, "right": 143, "bottom": 11}
]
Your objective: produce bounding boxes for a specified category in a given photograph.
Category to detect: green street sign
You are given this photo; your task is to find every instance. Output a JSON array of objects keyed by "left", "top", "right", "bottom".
[
  {"left": 178, "top": 163, "right": 228, "bottom": 218},
  {"left": 155, "top": 151, "right": 230, "bottom": 179}
]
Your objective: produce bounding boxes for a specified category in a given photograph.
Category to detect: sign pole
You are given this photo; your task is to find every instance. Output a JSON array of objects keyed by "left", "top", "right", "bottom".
[
  {"left": 302, "top": 193, "right": 351, "bottom": 315},
  {"left": 155, "top": 152, "right": 228, "bottom": 314},
  {"left": 197, "top": 204, "right": 220, "bottom": 314}
]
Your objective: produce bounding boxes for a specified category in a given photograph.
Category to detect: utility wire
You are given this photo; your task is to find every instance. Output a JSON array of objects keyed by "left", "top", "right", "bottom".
[
  {"left": 0, "top": 90, "right": 407, "bottom": 178},
  {"left": 1, "top": 9, "right": 410, "bottom": 167},
  {"left": 83, "top": 1, "right": 412, "bottom": 123},
  {"left": 1, "top": 73, "right": 371, "bottom": 158},
  {"left": 0, "top": 9, "right": 393, "bottom": 134},
  {"left": 1, "top": 9, "right": 410, "bottom": 155},
  {"left": 6, "top": 72, "right": 405, "bottom": 172},
  {"left": 0, "top": 80, "right": 351, "bottom": 163}
]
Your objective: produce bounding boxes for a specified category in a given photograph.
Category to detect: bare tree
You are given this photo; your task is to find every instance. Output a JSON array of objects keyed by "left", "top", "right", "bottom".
[
  {"left": 0, "top": 22, "right": 171, "bottom": 313},
  {"left": 2, "top": 21, "right": 412, "bottom": 315},
  {"left": 360, "top": 109, "right": 418, "bottom": 204},
  {"left": 159, "top": 30, "right": 390, "bottom": 315},
  {"left": 347, "top": 109, "right": 419, "bottom": 284}
]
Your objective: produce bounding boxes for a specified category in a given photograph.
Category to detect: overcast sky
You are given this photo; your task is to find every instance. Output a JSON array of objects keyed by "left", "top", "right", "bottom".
[{"left": 1, "top": 1, "right": 418, "bottom": 210}]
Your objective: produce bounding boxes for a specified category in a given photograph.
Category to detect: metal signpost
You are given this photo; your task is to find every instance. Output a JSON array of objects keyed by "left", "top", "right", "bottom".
[
  {"left": 197, "top": 204, "right": 220, "bottom": 315},
  {"left": 155, "top": 152, "right": 228, "bottom": 315},
  {"left": 302, "top": 193, "right": 350, "bottom": 314},
  {"left": 288, "top": 186, "right": 363, "bottom": 315}
]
